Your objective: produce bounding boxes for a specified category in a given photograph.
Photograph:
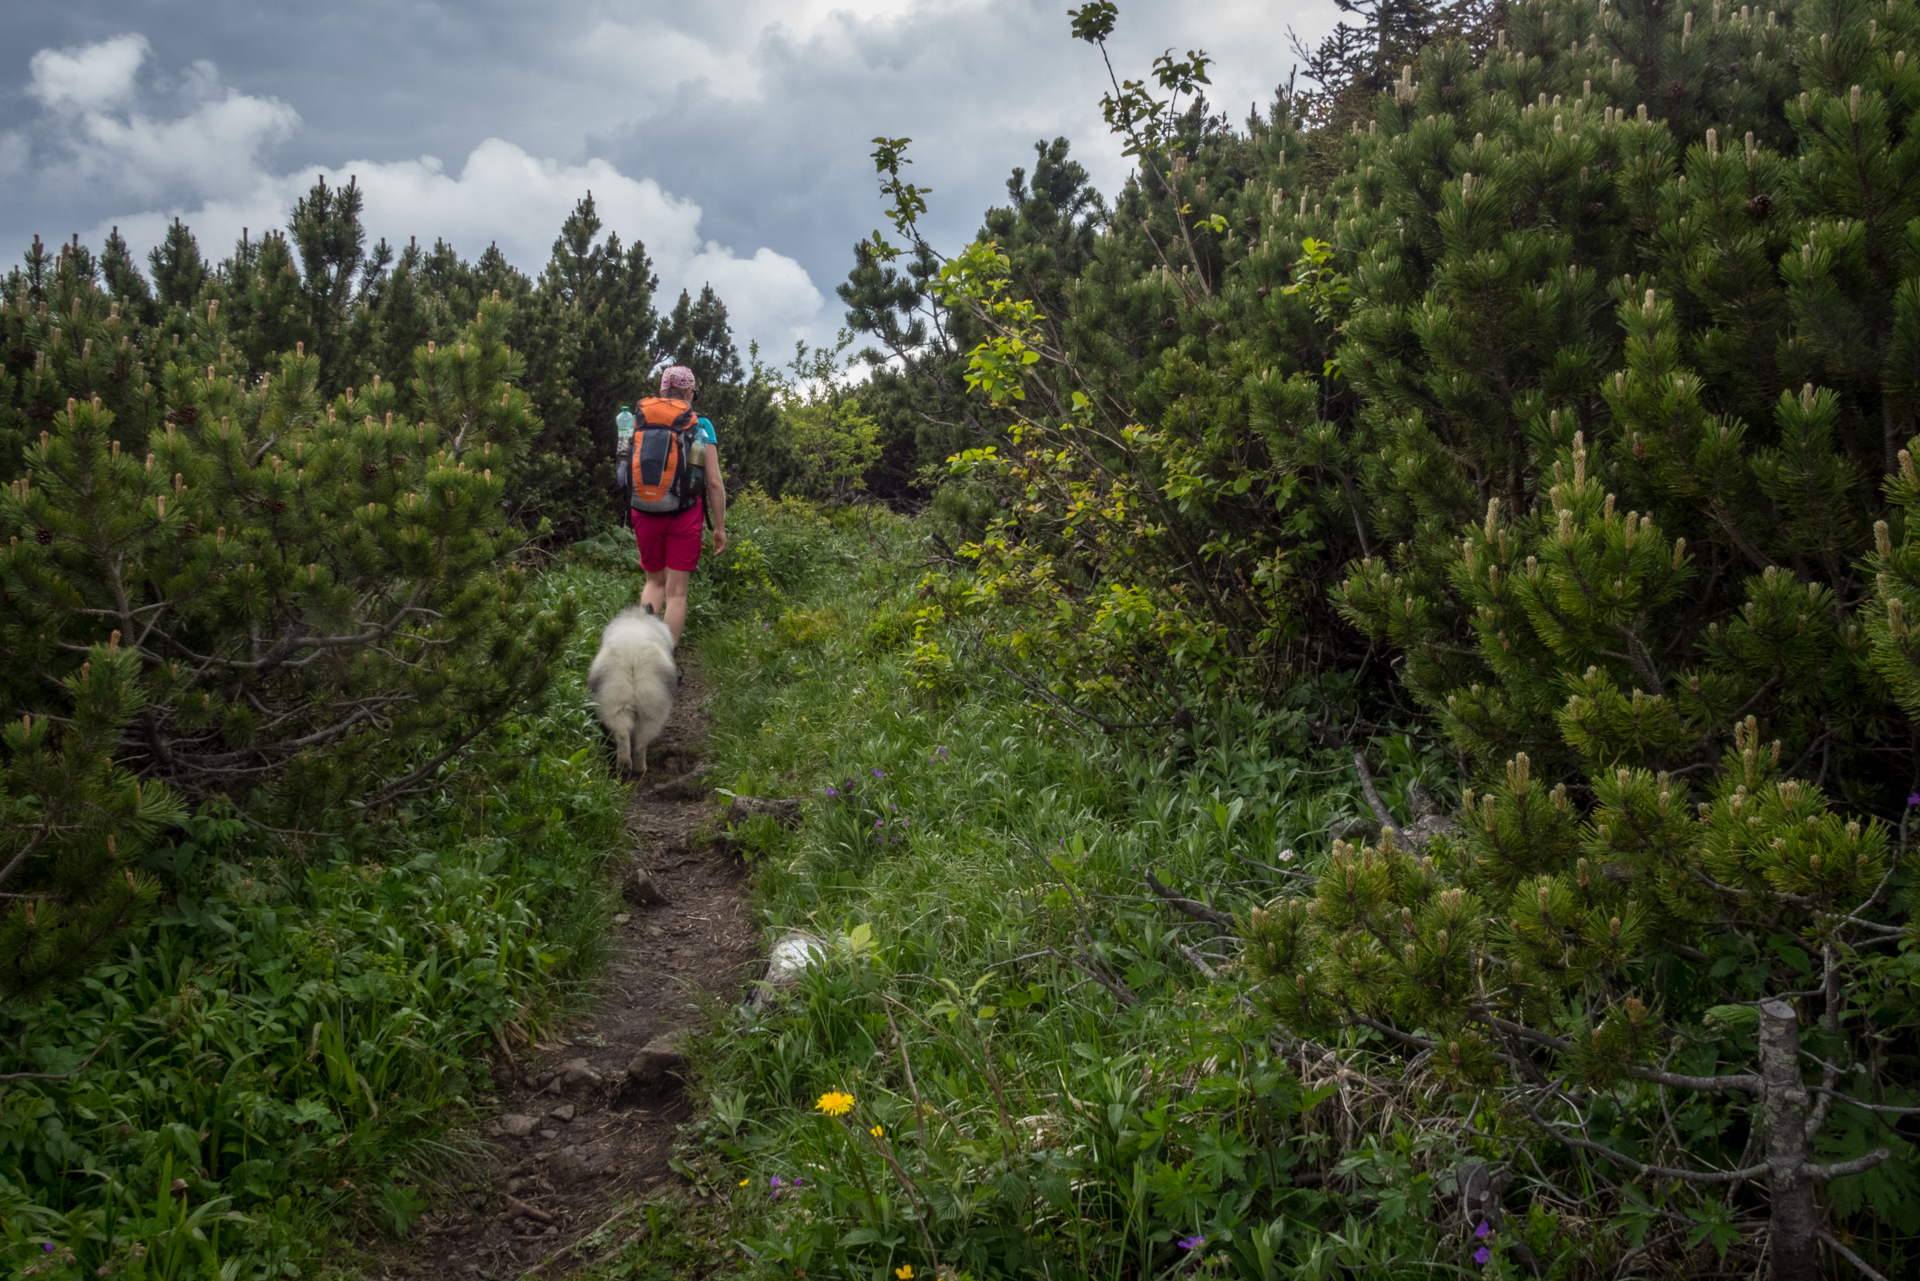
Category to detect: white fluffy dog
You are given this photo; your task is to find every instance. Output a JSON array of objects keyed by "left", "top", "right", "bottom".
[{"left": 587, "top": 604, "right": 678, "bottom": 776}]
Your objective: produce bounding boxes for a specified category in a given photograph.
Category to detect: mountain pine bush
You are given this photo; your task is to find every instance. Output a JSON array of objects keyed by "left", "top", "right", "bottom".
[
  {"left": 1252, "top": 0, "right": 1920, "bottom": 1272},
  {"left": 0, "top": 181, "right": 803, "bottom": 996},
  {"left": 874, "top": 0, "right": 1920, "bottom": 1271},
  {"left": 0, "top": 240, "right": 575, "bottom": 995}
]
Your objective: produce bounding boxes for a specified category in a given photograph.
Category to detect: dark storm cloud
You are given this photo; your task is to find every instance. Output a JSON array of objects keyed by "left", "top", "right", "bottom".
[{"left": 0, "top": 0, "right": 1326, "bottom": 351}]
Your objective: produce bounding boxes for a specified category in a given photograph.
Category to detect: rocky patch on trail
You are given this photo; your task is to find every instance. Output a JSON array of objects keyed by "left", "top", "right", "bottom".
[{"left": 362, "top": 676, "right": 766, "bottom": 1281}]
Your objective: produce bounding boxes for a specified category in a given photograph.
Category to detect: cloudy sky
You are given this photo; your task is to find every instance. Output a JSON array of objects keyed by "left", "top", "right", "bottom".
[{"left": 1, "top": 0, "right": 1331, "bottom": 356}]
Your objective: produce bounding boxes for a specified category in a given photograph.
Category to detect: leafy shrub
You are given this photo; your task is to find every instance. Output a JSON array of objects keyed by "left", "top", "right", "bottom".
[
  {"left": 859, "top": 604, "right": 912, "bottom": 657},
  {"left": 772, "top": 607, "right": 837, "bottom": 649}
]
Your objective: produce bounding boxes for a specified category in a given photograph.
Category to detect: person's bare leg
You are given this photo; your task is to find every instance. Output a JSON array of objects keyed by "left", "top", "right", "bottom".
[
  {"left": 662, "top": 569, "right": 692, "bottom": 646},
  {"left": 641, "top": 568, "right": 668, "bottom": 618}
]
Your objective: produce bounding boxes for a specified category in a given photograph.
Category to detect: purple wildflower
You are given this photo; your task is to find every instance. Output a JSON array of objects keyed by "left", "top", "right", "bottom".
[
  {"left": 1475, "top": 1221, "right": 1491, "bottom": 1239},
  {"left": 1176, "top": 1236, "right": 1206, "bottom": 1251},
  {"left": 1474, "top": 1246, "right": 1491, "bottom": 1264},
  {"left": 874, "top": 818, "right": 883, "bottom": 827},
  {"left": 1908, "top": 791, "right": 1919, "bottom": 807},
  {"left": 826, "top": 787, "right": 838, "bottom": 797},
  {"left": 42, "top": 1245, "right": 55, "bottom": 1253},
  {"left": 871, "top": 767, "right": 885, "bottom": 777}
]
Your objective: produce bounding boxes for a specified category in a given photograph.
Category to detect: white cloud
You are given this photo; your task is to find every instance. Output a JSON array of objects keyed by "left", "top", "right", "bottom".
[
  {"left": 27, "top": 34, "right": 299, "bottom": 206},
  {"left": 18, "top": 35, "right": 826, "bottom": 354},
  {"left": 684, "top": 244, "right": 826, "bottom": 356},
  {"left": 70, "top": 91, "right": 300, "bottom": 203},
  {"left": 95, "top": 139, "right": 826, "bottom": 355},
  {"left": 28, "top": 33, "right": 148, "bottom": 112}
]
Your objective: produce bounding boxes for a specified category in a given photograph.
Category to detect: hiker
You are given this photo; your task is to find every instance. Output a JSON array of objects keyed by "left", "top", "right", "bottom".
[{"left": 619, "top": 365, "right": 727, "bottom": 648}]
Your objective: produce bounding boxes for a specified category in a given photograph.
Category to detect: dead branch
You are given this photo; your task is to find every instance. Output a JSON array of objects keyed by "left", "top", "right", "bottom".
[
  {"left": 1144, "top": 868, "right": 1234, "bottom": 927},
  {"left": 500, "top": 1195, "right": 555, "bottom": 1225},
  {"left": 1353, "top": 749, "right": 1394, "bottom": 827},
  {"left": 0, "top": 1031, "right": 117, "bottom": 1082}
]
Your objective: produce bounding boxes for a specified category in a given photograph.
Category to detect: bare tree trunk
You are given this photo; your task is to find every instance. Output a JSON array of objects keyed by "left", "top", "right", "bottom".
[{"left": 1759, "top": 999, "right": 1819, "bottom": 1281}]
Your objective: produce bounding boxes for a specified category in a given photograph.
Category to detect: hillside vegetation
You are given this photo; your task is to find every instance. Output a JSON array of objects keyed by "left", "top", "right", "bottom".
[{"left": 5, "top": 0, "right": 1920, "bottom": 1278}]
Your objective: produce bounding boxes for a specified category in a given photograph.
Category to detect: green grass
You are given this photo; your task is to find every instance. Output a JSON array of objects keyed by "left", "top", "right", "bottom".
[{"left": 565, "top": 507, "right": 1538, "bottom": 1281}]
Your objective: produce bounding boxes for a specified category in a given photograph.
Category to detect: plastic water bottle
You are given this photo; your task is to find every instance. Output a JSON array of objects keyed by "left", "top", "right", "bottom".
[{"left": 615, "top": 407, "right": 635, "bottom": 450}]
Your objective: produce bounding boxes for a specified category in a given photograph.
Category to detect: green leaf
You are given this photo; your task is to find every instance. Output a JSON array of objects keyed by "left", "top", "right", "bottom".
[{"left": 1703, "top": 1005, "right": 1759, "bottom": 1032}]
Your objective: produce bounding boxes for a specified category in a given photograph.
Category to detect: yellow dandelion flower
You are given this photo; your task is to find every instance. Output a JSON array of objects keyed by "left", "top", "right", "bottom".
[
  {"left": 870, "top": 1124, "right": 885, "bottom": 1138},
  {"left": 738, "top": 1178, "right": 750, "bottom": 1186},
  {"left": 895, "top": 1267, "right": 915, "bottom": 1280},
  {"left": 815, "top": 1090, "right": 855, "bottom": 1117}
]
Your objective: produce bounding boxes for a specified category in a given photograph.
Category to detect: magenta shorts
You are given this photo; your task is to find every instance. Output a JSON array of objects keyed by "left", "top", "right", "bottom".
[{"left": 630, "top": 500, "right": 704, "bottom": 573}]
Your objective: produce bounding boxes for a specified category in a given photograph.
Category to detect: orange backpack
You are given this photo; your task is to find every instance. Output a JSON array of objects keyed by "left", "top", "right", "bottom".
[{"left": 626, "top": 397, "right": 704, "bottom": 514}]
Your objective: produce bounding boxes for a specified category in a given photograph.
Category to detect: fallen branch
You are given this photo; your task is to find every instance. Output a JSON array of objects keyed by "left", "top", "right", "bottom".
[
  {"left": 1178, "top": 943, "right": 1219, "bottom": 980},
  {"left": 1144, "top": 869, "right": 1234, "bottom": 928},
  {"left": 501, "top": 1195, "right": 556, "bottom": 1225},
  {"left": 1071, "top": 948, "right": 1140, "bottom": 1008},
  {"left": 0, "top": 1032, "right": 117, "bottom": 1082},
  {"left": 1353, "top": 749, "right": 1394, "bottom": 827}
]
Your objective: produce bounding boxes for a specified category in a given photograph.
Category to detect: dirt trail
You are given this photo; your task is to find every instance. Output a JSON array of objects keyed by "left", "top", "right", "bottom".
[{"left": 376, "top": 672, "right": 759, "bottom": 1281}]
